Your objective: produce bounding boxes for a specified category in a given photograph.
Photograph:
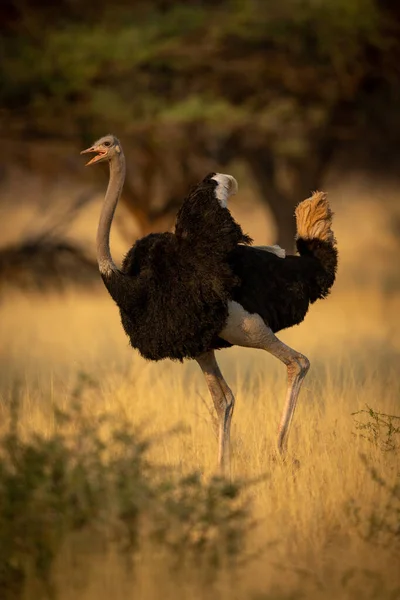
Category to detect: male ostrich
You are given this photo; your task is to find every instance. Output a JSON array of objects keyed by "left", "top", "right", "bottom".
[{"left": 81, "top": 134, "right": 337, "bottom": 473}]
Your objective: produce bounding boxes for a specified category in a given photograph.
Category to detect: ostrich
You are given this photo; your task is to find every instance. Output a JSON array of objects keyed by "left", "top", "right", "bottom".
[{"left": 81, "top": 134, "right": 337, "bottom": 474}]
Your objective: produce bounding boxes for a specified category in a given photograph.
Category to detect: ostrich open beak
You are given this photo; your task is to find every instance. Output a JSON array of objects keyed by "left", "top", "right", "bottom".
[{"left": 80, "top": 146, "right": 107, "bottom": 166}]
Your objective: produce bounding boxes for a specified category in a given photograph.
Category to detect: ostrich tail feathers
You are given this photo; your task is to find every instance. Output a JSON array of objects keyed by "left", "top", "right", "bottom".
[
  {"left": 295, "top": 191, "right": 336, "bottom": 245},
  {"left": 295, "top": 191, "right": 338, "bottom": 301}
]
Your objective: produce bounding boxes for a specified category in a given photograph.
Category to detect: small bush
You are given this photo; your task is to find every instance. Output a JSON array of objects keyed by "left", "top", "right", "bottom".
[
  {"left": 352, "top": 405, "right": 400, "bottom": 452},
  {"left": 0, "top": 400, "right": 252, "bottom": 599}
]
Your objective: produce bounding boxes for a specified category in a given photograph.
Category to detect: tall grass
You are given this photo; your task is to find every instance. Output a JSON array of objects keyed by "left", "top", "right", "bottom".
[{"left": 0, "top": 282, "right": 399, "bottom": 599}]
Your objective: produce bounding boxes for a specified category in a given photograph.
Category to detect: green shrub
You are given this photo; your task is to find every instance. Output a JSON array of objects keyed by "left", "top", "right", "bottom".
[{"left": 0, "top": 399, "right": 251, "bottom": 599}]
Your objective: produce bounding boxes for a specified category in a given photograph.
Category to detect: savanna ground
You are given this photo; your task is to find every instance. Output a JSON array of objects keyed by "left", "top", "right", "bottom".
[{"left": 0, "top": 170, "right": 399, "bottom": 599}]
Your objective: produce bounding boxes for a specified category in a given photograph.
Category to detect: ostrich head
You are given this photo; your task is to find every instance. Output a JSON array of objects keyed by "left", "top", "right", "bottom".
[{"left": 81, "top": 134, "right": 122, "bottom": 166}]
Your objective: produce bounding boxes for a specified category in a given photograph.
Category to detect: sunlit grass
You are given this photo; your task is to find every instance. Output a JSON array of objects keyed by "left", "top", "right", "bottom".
[{"left": 0, "top": 281, "right": 399, "bottom": 599}]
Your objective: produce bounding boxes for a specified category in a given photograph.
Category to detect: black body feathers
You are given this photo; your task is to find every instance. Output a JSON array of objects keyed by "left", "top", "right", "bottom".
[
  {"left": 225, "top": 239, "right": 337, "bottom": 339},
  {"left": 102, "top": 176, "right": 337, "bottom": 361},
  {"left": 103, "top": 174, "right": 251, "bottom": 361},
  {"left": 175, "top": 173, "right": 252, "bottom": 252}
]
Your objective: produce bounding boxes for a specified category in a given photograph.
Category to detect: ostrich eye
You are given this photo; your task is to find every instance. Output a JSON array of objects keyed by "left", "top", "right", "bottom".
[{"left": 104, "top": 141, "right": 111, "bottom": 147}]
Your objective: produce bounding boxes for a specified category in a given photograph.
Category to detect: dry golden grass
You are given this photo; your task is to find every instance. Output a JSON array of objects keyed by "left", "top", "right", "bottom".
[
  {"left": 1, "top": 175, "right": 400, "bottom": 599},
  {"left": 0, "top": 280, "right": 399, "bottom": 600}
]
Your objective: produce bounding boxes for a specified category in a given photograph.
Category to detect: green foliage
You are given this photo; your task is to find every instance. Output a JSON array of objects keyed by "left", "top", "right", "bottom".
[
  {"left": 0, "top": 0, "right": 394, "bottom": 138},
  {"left": 0, "top": 395, "right": 251, "bottom": 599}
]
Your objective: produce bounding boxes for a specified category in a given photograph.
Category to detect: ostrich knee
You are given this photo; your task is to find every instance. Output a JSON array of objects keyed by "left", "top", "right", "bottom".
[
  {"left": 288, "top": 354, "right": 310, "bottom": 380},
  {"left": 277, "top": 353, "right": 310, "bottom": 454}
]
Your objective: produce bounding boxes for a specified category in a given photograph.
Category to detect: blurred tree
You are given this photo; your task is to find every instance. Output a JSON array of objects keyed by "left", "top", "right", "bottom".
[{"left": 1, "top": 0, "right": 399, "bottom": 247}]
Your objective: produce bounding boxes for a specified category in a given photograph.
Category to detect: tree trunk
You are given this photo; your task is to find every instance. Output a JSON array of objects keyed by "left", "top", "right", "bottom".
[
  {"left": 268, "top": 190, "right": 298, "bottom": 251},
  {"left": 245, "top": 133, "right": 337, "bottom": 252},
  {"left": 245, "top": 149, "right": 299, "bottom": 251}
]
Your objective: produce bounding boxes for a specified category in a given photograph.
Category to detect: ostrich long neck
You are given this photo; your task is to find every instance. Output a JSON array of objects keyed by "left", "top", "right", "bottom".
[{"left": 97, "top": 151, "right": 126, "bottom": 276}]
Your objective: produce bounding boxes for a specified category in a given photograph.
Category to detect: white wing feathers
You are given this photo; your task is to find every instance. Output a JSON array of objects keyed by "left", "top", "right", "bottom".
[{"left": 211, "top": 173, "right": 238, "bottom": 208}]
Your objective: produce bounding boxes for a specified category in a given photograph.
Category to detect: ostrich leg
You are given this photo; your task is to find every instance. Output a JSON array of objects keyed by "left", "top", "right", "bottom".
[
  {"left": 220, "top": 302, "right": 310, "bottom": 455},
  {"left": 196, "top": 351, "right": 235, "bottom": 475}
]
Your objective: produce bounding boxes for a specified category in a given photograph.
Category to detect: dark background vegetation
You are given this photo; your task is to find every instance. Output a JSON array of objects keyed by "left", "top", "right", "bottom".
[{"left": 1, "top": 0, "right": 400, "bottom": 261}]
